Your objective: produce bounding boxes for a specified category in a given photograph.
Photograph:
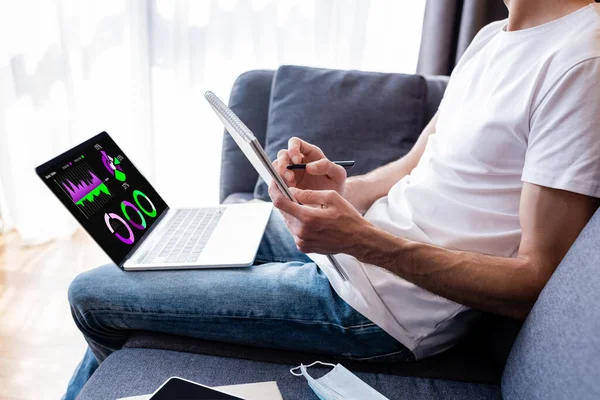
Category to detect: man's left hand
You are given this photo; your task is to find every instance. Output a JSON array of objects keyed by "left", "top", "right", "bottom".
[{"left": 268, "top": 182, "right": 373, "bottom": 255}]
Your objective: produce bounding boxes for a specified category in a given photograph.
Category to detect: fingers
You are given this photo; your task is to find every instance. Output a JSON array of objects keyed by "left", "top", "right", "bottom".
[
  {"left": 289, "top": 187, "right": 338, "bottom": 207},
  {"left": 276, "top": 137, "right": 326, "bottom": 185},
  {"left": 305, "top": 159, "right": 347, "bottom": 182},
  {"left": 288, "top": 137, "right": 324, "bottom": 164},
  {"left": 268, "top": 182, "right": 305, "bottom": 217},
  {"left": 275, "top": 149, "right": 295, "bottom": 183},
  {"left": 287, "top": 137, "right": 304, "bottom": 164},
  {"left": 271, "top": 185, "right": 351, "bottom": 254},
  {"left": 290, "top": 187, "right": 319, "bottom": 205}
]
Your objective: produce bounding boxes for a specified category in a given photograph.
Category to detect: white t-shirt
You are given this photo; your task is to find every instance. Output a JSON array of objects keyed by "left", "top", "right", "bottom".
[{"left": 311, "top": 4, "right": 600, "bottom": 359}]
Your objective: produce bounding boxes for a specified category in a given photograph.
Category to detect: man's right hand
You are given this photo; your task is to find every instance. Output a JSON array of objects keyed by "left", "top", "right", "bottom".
[{"left": 273, "top": 137, "right": 347, "bottom": 195}]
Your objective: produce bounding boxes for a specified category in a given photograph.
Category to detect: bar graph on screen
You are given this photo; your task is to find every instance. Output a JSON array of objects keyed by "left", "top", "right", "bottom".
[{"left": 55, "top": 162, "right": 112, "bottom": 219}]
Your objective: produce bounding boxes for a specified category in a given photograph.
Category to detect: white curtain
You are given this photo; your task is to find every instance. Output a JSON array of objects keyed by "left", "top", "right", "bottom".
[{"left": 0, "top": 0, "right": 426, "bottom": 244}]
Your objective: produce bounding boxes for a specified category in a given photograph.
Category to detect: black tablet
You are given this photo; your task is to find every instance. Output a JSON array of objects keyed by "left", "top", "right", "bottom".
[{"left": 149, "top": 377, "right": 246, "bottom": 400}]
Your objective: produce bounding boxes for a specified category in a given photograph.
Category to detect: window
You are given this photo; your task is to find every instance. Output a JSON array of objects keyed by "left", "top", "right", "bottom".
[{"left": 0, "top": 0, "right": 426, "bottom": 241}]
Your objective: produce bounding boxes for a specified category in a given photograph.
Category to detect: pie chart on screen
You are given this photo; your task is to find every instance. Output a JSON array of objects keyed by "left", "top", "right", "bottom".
[{"left": 101, "top": 150, "right": 127, "bottom": 182}]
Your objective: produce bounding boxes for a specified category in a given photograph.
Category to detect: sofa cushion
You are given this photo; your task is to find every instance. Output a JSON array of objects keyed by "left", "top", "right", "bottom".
[
  {"left": 123, "top": 320, "right": 517, "bottom": 385},
  {"left": 253, "top": 65, "right": 427, "bottom": 200},
  {"left": 501, "top": 208, "right": 600, "bottom": 400},
  {"left": 78, "top": 348, "right": 502, "bottom": 400}
]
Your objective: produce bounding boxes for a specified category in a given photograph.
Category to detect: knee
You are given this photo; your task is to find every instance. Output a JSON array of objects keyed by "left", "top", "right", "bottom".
[{"left": 68, "top": 264, "right": 120, "bottom": 316}]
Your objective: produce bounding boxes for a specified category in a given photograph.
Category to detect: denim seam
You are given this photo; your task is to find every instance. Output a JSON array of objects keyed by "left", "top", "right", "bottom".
[
  {"left": 253, "top": 257, "right": 299, "bottom": 264},
  {"left": 81, "top": 309, "right": 378, "bottom": 332},
  {"left": 122, "top": 342, "right": 411, "bottom": 363}
]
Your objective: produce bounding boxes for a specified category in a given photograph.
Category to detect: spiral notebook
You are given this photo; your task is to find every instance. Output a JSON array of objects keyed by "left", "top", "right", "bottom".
[{"left": 204, "top": 91, "right": 350, "bottom": 282}]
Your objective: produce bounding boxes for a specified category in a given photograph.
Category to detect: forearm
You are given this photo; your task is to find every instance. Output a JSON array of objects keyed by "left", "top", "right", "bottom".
[
  {"left": 344, "top": 157, "right": 415, "bottom": 213},
  {"left": 353, "top": 225, "right": 547, "bottom": 319},
  {"left": 343, "top": 112, "right": 439, "bottom": 213}
]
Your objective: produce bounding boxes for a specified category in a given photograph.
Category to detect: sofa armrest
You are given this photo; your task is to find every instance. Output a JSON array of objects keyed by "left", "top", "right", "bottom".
[
  {"left": 222, "top": 192, "right": 255, "bottom": 204},
  {"left": 220, "top": 70, "right": 275, "bottom": 203},
  {"left": 502, "top": 208, "right": 600, "bottom": 399}
]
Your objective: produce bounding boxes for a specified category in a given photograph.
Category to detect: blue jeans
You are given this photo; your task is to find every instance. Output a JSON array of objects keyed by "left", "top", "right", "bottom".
[{"left": 65, "top": 210, "right": 412, "bottom": 398}]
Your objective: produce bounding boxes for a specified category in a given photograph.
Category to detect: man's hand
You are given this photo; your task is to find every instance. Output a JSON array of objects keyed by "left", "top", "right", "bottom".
[
  {"left": 268, "top": 182, "right": 372, "bottom": 254},
  {"left": 274, "top": 137, "right": 347, "bottom": 195}
]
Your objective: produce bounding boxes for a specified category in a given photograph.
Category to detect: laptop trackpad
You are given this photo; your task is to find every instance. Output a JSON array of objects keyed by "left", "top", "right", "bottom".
[{"left": 196, "top": 202, "right": 272, "bottom": 267}]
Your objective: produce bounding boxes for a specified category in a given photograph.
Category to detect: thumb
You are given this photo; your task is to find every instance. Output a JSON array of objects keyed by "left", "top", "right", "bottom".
[
  {"left": 289, "top": 187, "right": 323, "bottom": 205},
  {"left": 305, "top": 159, "right": 346, "bottom": 182}
]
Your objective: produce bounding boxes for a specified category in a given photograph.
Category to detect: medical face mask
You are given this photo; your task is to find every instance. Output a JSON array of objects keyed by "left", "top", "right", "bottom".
[{"left": 290, "top": 361, "right": 389, "bottom": 400}]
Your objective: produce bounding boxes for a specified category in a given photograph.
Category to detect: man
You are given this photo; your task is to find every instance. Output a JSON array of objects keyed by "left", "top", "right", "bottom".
[{"left": 66, "top": 0, "right": 600, "bottom": 397}]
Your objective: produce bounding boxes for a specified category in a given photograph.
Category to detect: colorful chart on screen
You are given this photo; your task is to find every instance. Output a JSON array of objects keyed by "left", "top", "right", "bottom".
[
  {"left": 101, "top": 150, "right": 127, "bottom": 182},
  {"left": 56, "top": 162, "right": 113, "bottom": 219},
  {"left": 36, "top": 132, "right": 169, "bottom": 265}
]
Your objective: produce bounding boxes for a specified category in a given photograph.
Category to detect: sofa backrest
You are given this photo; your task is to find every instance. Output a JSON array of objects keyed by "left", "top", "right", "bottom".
[
  {"left": 219, "top": 69, "right": 449, "bottom": 203},
  {"left": 501, "top": 207, "right": 600, "bottom": 399},
  {"left": 421, "top": 75, "right": 449, "bottom": 128}
]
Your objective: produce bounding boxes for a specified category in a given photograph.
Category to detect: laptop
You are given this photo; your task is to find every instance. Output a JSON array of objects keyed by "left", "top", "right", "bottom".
[{"left": 35, "top": 131, "right": 272, "bottom": 271}]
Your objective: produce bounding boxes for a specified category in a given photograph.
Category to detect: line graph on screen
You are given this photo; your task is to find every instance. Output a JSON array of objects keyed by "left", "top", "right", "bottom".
[{"left": 55, "top": 162, "right": 112, "bottom": 219}]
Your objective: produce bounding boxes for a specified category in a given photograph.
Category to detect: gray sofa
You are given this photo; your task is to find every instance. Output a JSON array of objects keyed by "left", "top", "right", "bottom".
[{"left": 78, "top": 69, "right": 600, "bottom": 399}]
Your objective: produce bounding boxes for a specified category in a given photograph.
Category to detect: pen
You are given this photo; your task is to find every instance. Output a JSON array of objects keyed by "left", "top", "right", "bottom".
[{"left": 287, "top": 161, "right": 355, "bottom": 170}]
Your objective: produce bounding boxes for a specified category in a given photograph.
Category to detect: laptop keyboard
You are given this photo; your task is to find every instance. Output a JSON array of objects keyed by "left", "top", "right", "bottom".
[{"left": 140, "top": 208, "right": 223, "bottom": 264}]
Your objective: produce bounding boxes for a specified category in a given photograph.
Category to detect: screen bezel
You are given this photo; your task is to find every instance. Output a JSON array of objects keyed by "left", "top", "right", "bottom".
[{"left": 35, "top": 131, "right": 170, "bottom": 267}]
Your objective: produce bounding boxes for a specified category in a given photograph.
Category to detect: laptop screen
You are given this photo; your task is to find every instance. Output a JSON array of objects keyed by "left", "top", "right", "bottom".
[{"left": 36, "top": 132, "right": 169, "bottom": 265}]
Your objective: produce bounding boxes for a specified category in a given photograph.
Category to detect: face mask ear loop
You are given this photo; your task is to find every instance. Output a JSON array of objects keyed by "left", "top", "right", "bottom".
[{"left": 290, "top": 361, "right": 337, "bottom": 376}]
